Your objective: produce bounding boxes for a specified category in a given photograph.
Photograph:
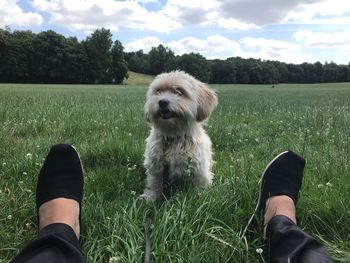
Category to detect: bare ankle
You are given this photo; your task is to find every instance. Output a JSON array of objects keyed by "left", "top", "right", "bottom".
[
  {"left": 264, "top": 195, "right": 296, "bottom": 227},
  {"left": 39, "top": 198, "right": 80, "bottom": 238}
]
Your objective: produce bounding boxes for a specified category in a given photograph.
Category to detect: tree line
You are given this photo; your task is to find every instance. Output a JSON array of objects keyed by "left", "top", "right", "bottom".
[
  {"left": 0, "top": 28, "right": 128, "bottom": 84},
  {"left": 126, "top": 45, "right": 350, "bottom": 84},
  {"left": 1, "top": 27, "right": 349, "bottom": 84}
]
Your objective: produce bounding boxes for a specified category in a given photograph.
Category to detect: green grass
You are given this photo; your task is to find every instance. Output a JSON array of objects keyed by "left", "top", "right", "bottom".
[
  {"left": 1, "top": 82, "right": 350, "bottom": 262},
  {"left": 123, "top": 71, "right": 155, "bottom": 85}
]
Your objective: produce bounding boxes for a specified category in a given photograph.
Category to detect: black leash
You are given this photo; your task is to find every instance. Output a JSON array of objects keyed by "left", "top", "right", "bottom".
[
  {"left": 143, "top": 164, "right": 170, "bottom": 263},
  {"left": 143, "top": 210, "right": 154, "bottom": 263}
]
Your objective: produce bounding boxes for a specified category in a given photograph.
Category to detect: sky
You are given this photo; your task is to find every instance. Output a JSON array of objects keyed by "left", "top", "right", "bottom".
[{"left": 1, "top": 0, "right": 350, "bottom": 64}]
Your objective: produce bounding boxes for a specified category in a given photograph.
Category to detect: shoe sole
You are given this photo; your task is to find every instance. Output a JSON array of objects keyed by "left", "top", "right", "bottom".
[{"left": 71, "top": 144, "right": 84, "bottom": 174}]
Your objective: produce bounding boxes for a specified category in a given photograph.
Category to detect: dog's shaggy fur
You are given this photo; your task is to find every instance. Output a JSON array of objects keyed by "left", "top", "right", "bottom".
[{"left": 141, "top": 71, "right": 218, "bottom": 201}]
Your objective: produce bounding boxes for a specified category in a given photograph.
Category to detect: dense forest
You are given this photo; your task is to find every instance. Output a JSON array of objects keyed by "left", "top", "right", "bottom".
[{"left": 1, "top": 27, "right": 349, "bottom": 84}]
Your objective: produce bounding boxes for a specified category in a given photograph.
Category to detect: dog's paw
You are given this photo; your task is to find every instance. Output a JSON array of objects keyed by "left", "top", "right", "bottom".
[{"left": 140, "top": 191, "right": 160, "bottom": 202}]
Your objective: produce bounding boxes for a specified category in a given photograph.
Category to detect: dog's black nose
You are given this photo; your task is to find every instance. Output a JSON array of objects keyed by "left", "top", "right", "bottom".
[{"left": 159, "top": 99, "right": 169, "bottom": 109}]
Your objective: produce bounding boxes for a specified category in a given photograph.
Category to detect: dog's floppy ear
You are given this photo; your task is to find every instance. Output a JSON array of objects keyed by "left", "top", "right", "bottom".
[{"left": 196, "top": 82, "right": 217, "bottom": 122}]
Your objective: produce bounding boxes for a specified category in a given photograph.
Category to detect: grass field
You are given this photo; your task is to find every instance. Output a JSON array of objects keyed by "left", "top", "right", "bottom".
[
  {"left": 123, "top": 71, "right": 155, "bottom": 85},
  {"left": 1, "top": 82, "right": 350, "bottom": 262}
]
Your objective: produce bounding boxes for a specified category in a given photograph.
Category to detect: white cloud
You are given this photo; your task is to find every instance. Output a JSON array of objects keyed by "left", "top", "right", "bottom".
[
  {"left": 124, "top": 35, "right": 242, "bottom": 59},
  {"left": 136, "top": 0, "right": 158, "bottom": 3},
  {"left": 294, "top": 29, "right": 350, "bottom": 48},
  {"left": 162, "top": 0, "right": 256, "bottom": 30},
  {"left": 30, "top": 0, "right": 181, "bottom": 33},
  {"left": 303, "top": 0, "right": 350, "bottom": 17},
  {"left": 124, "top": 35, "right": 316, "bottom": 63},
  {"left": 0, "top": 0, "right": 43, "bottom": 27},
  {"left": 291, "top": 16, "right": 350, "bottom": 25},
  {"left": 124, "top": 33, "right": 348, "bottom": 64},
  {"left": 25, "top": 0, "right": 350, "bottom": 34},
  {"left": 286, "top": 1, "right": 350, "bottom": 23},
  {"left": 164, "top": 0, "right": 350, "bottom": 28},
  {"left": 213, "top": 18, "right": 259, "bottom": 30},
  {"left": 168, "top": 37, "right": 208, "bottom": 53},
  {"left": 241, "top": 37, "right": 299, "bottom": 52},
  {"left": 219, "top": 0, "right": 319, "bottom": 25},
  {"left": 217, "top": 0, "right": 350, "bottom": 26},
  {"left": 240, "top": 37, "right": 316, "bottom": 63},
  {"left": 161, "top": 0, "right": 350, "bottom": 31},
  {"left": 124, "top": 37, "right": 163, "bottom": 53},
  {"left": 168, "top": 35, "right": 241, "bottom": 58}
]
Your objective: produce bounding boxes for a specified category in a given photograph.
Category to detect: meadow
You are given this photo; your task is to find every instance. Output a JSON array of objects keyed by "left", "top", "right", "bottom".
[{"left": 0, "top": 82, "right": 350, "bottom": 262}]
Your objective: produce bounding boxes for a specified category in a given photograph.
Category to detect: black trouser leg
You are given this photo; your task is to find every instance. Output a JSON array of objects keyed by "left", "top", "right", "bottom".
[
  {"left": 266, "top": 215, "right": 333, "bottom": 263},
  {"left": 11, "top": 223, "right": 84, "bottom": 263}
]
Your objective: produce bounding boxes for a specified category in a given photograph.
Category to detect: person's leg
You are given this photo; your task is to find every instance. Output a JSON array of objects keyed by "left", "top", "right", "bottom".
[
  {"left": 264, "top": 195, "right": 333, "bottom": 263},
  {"left": 11, "top": 144, "right": 84, "bottom": 263},
  {"left": 246, "top": 150, "right": 333, "bottom": 263}
]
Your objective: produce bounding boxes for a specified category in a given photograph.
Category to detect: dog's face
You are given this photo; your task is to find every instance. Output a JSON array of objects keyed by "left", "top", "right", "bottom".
[{"left": 145, "top": 71, "right": 217, "bottom": 134}]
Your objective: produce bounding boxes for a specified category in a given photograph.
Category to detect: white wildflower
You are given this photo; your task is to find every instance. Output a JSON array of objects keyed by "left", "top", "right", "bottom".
[
  {"left": 109, "top": 256, "right": 119, "bottom": 263},
  {"left": 256, "top": 248, "right": 263, "bottom": 254}
]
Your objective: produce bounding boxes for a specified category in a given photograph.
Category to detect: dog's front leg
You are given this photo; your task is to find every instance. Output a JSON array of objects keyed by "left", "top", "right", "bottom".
[
  {"left": 191, "top": 146, "right": 213, "bottom": 188},
  {"left": 141, "top": 160, "right": 164, "bottom": 202}
]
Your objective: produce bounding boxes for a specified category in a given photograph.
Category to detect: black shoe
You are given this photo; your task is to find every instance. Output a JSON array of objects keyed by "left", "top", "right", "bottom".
[
  {"left": 36, "top": 144, "right": 84, "bottom": 236},
  {"left": 244, "top": 150, "right": 305, "bottom": 237}
]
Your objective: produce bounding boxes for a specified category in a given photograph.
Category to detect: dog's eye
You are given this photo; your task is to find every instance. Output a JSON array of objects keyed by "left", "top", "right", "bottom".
[
  {"left": 175, "top": 88, "right": 184, "bottom": 96},
  {"left": 155, "top": 89, "right": 161, "bottom": 94}
]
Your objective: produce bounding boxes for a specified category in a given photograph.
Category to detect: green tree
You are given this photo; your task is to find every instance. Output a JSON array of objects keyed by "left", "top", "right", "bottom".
[
  {"left": 323, "top": 62, "right": 339, "bottom": 83},
  {"left": 31, "top": 30, "right": 66, "bottom": 83},
  {"left": 126, "top": 50, "right": 151, "bottom": 74},
  {"left": 301, "top": 63, "right": 318, "bottom": 83},
  {"left": 0, "top": 29, "right": 11, "bottom": 81},
  {"left": 261, "top": 62, "right": 279, "bottom": 84},
  {"left": 286, "top": 63, "right": 304, "bottom": 83},
  {"left": 176, "top": 53, "right": 211, "bottom": 82},
  {"left": 338, "top": 65, "right": 350, "bottom": 82},
  {"left": 148, "top": 44, "right": 175, "bottom": 74},
  {"left": 61, "top": 37, "right": 88, "bottom": 83},
  {"left": 210, "top": 59, "right": 236, "bottom": 84},
  {"left": 111, "top": 40, "right": 128, "bottom": 84},
  {"left": 230, "top": 57, "right": 250, "bottom": 84},
  {"left": 271, "top": 61, "right": 289, "bottom": 83},
  {"left": 0, "top": 29, "right": 34, "bottom": 82},
  {"left": 314, "top": 62, "right": 323, "bottom": 82},
  {"left": 84, "top": 28, "right": 113, "bottom": 84},
  {"left": 249, "top": 61, "right": 263, "bottom": 84}
]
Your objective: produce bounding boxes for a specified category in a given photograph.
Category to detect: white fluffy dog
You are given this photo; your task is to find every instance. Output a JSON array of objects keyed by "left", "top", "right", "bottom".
[{"left": 141, "top": 71, "right": 218, "bottom": 202}]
